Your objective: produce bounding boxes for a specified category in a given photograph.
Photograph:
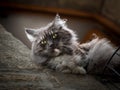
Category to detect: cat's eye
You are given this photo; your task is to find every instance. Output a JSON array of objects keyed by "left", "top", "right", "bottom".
[
  {"left": 52, "top": 33, "right": 57, "bottom": 39},
  {"left": 41, "top": 40, "right": 47, "bottom": 45}
]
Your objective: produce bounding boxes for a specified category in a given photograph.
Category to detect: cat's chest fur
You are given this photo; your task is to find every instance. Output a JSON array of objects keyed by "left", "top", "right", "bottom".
[{"left": 47, "top": 46, "right": 88, "bottom": 74}]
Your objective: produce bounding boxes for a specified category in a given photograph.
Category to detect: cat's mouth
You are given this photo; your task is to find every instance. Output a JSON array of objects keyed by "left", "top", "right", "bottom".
[{"left": 53, "top": 48, "right": 61, "bottom": 56}]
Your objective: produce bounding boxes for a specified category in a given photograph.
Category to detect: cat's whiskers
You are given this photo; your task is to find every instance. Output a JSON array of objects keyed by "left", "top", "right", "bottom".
[{"left": 41, "top": 36, "right": 44, "bottom": 40}]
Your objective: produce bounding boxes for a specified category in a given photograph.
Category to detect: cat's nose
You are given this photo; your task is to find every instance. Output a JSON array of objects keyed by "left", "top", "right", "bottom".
[
  {"left": 50, "top": 44, "right": 54, "bottom": 48},
  {"left": 48, "top": 41, "right": 54, "bottom": 47}
]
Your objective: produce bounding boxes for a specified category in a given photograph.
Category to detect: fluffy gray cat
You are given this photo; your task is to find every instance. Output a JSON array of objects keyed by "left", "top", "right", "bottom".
[{"left": 25, "top": 14, "right": 120, "bottom": 74}]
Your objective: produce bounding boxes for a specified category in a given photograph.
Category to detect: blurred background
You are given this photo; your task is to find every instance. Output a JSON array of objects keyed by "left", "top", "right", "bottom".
[{"left": 0, "top": 0, "right": 120, "bottom": 48}]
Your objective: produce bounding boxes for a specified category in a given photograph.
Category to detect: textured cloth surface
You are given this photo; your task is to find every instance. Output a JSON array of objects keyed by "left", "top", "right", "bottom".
[{"left": 0, "top": 24, "right": 110, "bottom": 90}]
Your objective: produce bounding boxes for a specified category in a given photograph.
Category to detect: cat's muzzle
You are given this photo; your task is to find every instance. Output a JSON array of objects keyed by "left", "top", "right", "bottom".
[{"left": 53, "top": 48, "right": 61, "bottom": 56}]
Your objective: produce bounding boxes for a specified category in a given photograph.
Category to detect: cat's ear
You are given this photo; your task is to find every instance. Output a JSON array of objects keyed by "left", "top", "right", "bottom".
[
  {"left": 55, "top": 14, "right": 60, "bottom": 20},
  {"left": 54, "top": 14, "right": 67, "bottom": 26},
  {"left": 25, "top": 28, "right": 37, "bottom": 42},
  {"left": 55, "top": 14, "right": 67, "bottom": 22}
]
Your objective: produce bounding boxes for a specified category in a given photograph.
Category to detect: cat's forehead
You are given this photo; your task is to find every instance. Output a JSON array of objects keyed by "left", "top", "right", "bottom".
[
  {"left": 38, "top": 30, "right": 53, "bottom": 39},
  {"left": 36, "top": 23, "right": 60, "bottom": 37},
  {"left": 35, "top": 15, "right": 78, "bottom": 44}
]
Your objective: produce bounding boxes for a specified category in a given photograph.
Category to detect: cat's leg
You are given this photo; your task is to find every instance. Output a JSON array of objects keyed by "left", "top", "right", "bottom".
[
  {"left": 60, "top": 65, "right": 87, "bottom": 74},
  {"left": 56, "top": 61, "right": 72, "bottom": 73},
  {"left": 56, "top": 60, "right": 86, "bottom": 74},
  {"left": 66, "top": 60, "right": 87, "bottom": 74}
]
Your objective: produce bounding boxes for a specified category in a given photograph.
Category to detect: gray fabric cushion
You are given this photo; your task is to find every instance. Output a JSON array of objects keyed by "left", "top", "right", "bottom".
[{"left": 0, "top": 24, "right": 36, "bottom": 69}]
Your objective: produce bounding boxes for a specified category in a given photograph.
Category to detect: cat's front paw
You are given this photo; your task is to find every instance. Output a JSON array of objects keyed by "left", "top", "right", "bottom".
[
  {"left": 56, "top": 64, "right": 86, "bottom": 74},
  {"left": 56, "top": 64, "right": 71, "bottom": 73},
  {"left": 72, "top": 66, "right": 87, "bottom": 75},
  {"left": 61, "top": 69, "right": 72, "bottom": 73}
]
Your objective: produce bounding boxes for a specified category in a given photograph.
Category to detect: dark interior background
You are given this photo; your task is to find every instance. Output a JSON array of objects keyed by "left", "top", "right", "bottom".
[{"left": 0, "top": 0, "right": 120, "bottom": 48}]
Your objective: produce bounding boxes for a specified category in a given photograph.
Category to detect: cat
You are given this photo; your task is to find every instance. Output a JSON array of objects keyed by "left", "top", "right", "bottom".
[{"left": 25, "top": 14, "right": 120, "bottom": 74}]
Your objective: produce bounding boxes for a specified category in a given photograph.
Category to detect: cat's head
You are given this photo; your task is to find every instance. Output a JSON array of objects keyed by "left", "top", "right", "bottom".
[{"left": 25, "top": 14, "right": 78, "bottom": 61}]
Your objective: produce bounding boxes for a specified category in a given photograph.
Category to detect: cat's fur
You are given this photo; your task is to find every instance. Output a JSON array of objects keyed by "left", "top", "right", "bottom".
[{"left": 25, "top": 14, "right": 120, "bottom": 74}]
